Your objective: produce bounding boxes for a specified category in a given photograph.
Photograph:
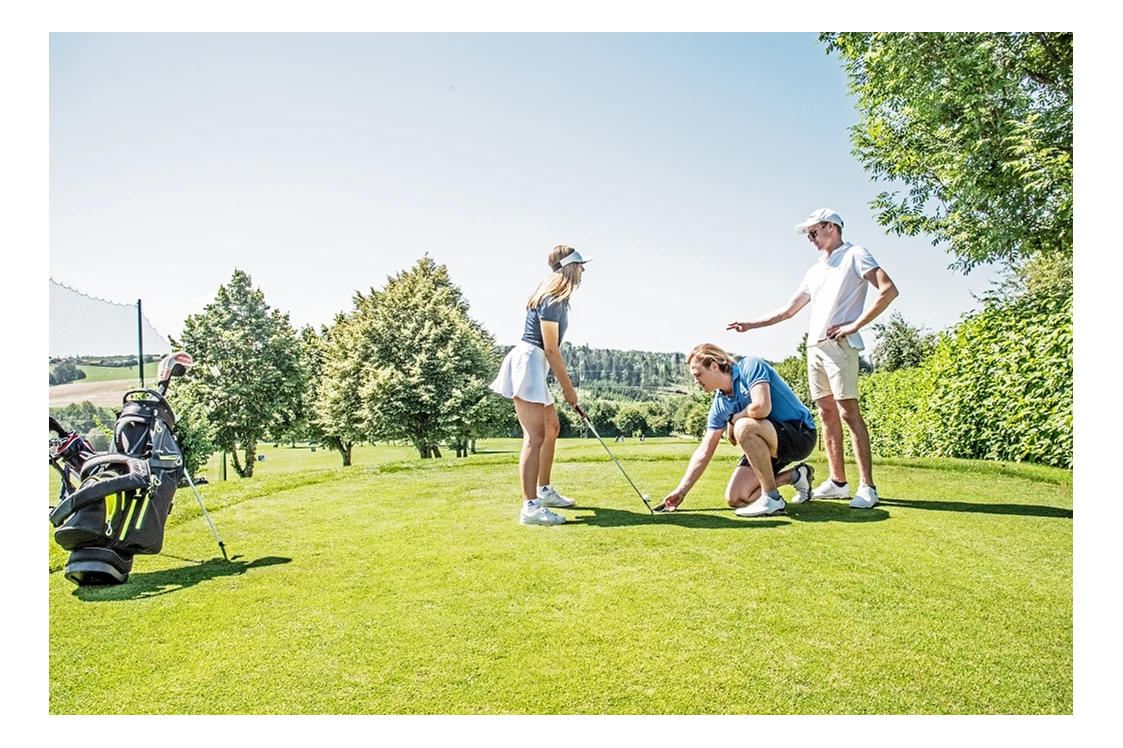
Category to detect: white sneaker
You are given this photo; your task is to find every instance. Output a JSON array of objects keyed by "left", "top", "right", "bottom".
[
  {"left": 537, "top": 485, "right": 576, "bottom": 508},
  {"left": 789, "top": 463, "right": 815, "bottom": 504},
  {"left": 811, "top": 478, "right": 850, "bottom": 500},
  {"left": 850, "top": 484, "right": 879, "bottom": 509},
  {"left": 520, "top": 500, "right": 566, "bottom": 525},
  {"left": 734, "top": 494, "right": 786, "bottom": 517}
]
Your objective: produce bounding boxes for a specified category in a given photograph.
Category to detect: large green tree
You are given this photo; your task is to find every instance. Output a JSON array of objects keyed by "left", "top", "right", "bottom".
[
  {"left": 175, "top": 269, "right": 304, "bottom": 478},
  {"left": 870, "top": 311, "right": 937, "bottom": 372},
  {"left": 311, "top": 315, "right": 367, "bottom": 466},
  {"left": 327, "top": 256, "right": 501, "bottom": 459},
  {"left": 820, "top": 32, "right": 1072, "bottom": 274}
]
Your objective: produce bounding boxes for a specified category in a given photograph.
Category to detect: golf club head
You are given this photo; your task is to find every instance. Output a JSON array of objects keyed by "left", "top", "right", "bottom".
[{"left": 157, "top": 351, "right": 194, "bottom": 383}]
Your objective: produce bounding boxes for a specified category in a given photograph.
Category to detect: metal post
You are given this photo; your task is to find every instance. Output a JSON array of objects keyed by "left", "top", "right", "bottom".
[{"left": 137, "top": 299, "right": 145, "bottom": 388}]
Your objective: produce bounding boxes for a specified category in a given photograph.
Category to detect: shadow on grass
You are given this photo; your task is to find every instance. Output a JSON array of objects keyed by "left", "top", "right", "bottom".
[
  {"left": 571, "top": 504, "right": 814, "bottom": 529},
  {"left": 631, "top": 495, "right": 1073, "bottom": 525},
  {"left": 70, "top": 555, "right": 292, "bottom": 602},
  {"left": 878, "top": 497, "right": 1072, "bottom": 519}
]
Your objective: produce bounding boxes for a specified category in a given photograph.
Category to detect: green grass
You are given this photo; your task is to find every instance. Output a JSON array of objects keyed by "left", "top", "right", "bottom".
[
  {"left": 48, "top": 439, "right": 1072, "bottom": 714},
  {"left": 49, "top": 362, "right": 160, "bottom": 383}
]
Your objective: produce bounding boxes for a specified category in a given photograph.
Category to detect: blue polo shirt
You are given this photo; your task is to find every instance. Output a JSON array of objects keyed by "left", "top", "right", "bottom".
[
  {"left": 706, "top": 356, "right": 815, "bottom": 432},
  {"left": 522, "top": 295, "right": 569, "bottom": 350}
]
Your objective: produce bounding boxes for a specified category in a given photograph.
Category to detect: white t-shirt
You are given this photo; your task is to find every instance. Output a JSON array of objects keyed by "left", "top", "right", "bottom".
[{"left": 798, "top": 242, "right": 880, "bottom": 349}]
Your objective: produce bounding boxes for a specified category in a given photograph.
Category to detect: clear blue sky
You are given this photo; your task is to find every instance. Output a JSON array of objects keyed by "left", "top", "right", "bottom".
[{"left": 48, "top": 32, "right": 1005, "bottom": 361}]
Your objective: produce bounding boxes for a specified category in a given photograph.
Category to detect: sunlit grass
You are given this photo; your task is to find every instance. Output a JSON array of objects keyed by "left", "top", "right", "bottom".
[
  {"left": 48, "top": 362, "right": 160, "bottom": 383},
  {"left": 49, "top": 439, "right": 1072, "bottom": 714}
]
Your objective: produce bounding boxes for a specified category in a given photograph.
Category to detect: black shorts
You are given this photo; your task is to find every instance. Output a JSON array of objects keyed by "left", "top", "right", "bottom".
[{"left": 737, "top": 418, "right": 817, "bottom": 476}]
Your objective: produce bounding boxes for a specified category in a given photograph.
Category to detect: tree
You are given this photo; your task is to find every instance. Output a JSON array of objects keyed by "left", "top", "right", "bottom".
[
  {"left": 335, "top": 256, "right": 499, "bottom": 459},
  {"left": 307, "top": 320, "right": 363, "bottom": 466},
  {"left": 683, "top": 402, "right": 710, "bottom": 439},
  {"left": 52, "top": 359, "right": 86, "bottom": 385},
  {"left": 993, "top": 250, "right": 1073, "bottom": 300},
  {"left": 614, "top": 405, "right": 648, "bottom": 438},
  {"left": 820, "top": 33, "right": 1072, "bottom": 274},
  {"left": 639, "top": 401, "right": 672, "bottom": 436},
  {"left": 173, "top": 269, "right": 304, "bottom": 478},
  {"left": 50, "top": 402, "right": 116, "bottom": 434},
  {"left": 870, "top": 311, "right": 937, "bottom": 372},
  {"left": 261, "top": 324, "right": 319, "bottom": 448},
  {"left": 583, "top": 400, "right": 620, "bottom": 437}
]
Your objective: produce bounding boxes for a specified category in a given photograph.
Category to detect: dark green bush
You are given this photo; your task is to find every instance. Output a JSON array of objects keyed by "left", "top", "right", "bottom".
[
  {"left": 858, "top": 366, "right": 939, "bottom": 458},
  {"left": 859, "top": 290, "right": 1072, "bottom": 468},
  {"left": 926, "top": 290, "right": 1072, "bottom": 467}
]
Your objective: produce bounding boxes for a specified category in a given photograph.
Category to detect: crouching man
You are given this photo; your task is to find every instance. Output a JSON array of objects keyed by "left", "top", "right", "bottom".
[{"left": 657, "top": 343, "right": 817, "bottom": 517}]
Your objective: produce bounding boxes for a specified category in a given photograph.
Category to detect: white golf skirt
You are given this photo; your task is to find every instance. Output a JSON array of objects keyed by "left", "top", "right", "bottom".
[{"left": 490, "top": 341, "right": 554, "bottom": 405}]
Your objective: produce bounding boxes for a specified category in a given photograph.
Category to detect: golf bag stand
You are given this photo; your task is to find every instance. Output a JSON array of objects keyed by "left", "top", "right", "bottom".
[{"left": 49, "top": 352, "right": 194, "bottom": 586}]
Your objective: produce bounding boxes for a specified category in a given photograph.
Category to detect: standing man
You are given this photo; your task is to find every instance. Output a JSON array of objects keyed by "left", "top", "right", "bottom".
[
  {"left": 656, "top": 343, "right": 816, "bottom": 518},
  {"left": 727, "top": 208, "right": 899, "bottom": 509}
]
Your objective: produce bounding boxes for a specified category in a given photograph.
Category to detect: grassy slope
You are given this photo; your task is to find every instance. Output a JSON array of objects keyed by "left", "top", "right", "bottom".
[
  {"left": 48, "top": 439, "right": 1072, "bottom": 714},
  {"left": 49, "top": 362, "right": 160, "bottom": 384}
]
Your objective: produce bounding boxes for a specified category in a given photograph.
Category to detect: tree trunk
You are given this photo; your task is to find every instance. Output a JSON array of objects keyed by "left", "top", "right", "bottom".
[
  {"left": 328, "top": 438, "right": 352, "bottom": 466},
  {"left": 231, "top": 447, "right": 247, "bottom": 478},
  {"left": 415, "top": 441, "right": 442, "bottom": 459},
  {"left": 242, "top": 441, "right": 256, "bottom": 478},
  {"left": 470, "top": 439, "right": 476, "bottom": 454}
]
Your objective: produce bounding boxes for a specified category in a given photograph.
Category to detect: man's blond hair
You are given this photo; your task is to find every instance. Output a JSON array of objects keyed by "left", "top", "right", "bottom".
[{"left": 687, "top": 343, "right": 736, "bottom": 374}]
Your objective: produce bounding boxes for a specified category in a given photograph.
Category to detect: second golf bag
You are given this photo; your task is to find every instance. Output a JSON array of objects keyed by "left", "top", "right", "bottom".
[{"left": 49, "top": 352, "right": 194, "bottom": 586}]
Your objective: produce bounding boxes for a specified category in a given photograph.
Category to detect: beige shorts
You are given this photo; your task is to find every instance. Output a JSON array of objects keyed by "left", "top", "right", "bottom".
[{"left": 808, "top": 337, "right": 861, "bottom": 401}]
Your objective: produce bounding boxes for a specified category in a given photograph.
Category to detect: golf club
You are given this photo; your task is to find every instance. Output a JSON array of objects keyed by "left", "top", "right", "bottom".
[{"left": 574, "top": 405, "right": 654, "bottom": 514}]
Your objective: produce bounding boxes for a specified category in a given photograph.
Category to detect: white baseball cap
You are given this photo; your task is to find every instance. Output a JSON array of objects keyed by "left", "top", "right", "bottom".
[
  {"left": 795, "top": 208, "right": 844, "bottom": 234},
  {"left": 551, "top": 249, "right": 592, "bottom": 271}
]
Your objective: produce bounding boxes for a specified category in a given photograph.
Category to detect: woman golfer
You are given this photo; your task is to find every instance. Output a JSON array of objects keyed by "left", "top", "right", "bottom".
[{"left": 490, "top": 245, "right": 590, "bottom": 526}]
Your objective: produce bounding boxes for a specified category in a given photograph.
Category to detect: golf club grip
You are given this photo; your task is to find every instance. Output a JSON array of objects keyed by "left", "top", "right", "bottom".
[
  {"left": 575, "top": 404, "right": 587, "bottom": 419},
  {"left": 49, "top": 416, "right": 67, "bottom": 436}
]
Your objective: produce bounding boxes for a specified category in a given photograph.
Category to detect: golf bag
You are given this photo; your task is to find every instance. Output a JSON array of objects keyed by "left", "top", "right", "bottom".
[{"left": 49, "top": 352, "right": 194, "bottom": 586}]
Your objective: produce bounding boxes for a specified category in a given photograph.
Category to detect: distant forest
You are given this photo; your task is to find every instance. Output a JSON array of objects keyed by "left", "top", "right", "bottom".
[{"left": 498, "top": 342, "right": 701, "bottom": 401}]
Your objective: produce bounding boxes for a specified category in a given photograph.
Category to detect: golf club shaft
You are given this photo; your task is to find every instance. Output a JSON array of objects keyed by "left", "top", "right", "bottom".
[{"left": 575, "top": 406, "right": 653, "bottom": 513}]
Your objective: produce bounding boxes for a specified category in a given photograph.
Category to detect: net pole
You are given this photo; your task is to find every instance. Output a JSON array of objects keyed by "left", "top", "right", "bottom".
[{"left": 136, "top": 299, "right": 145, "bottom": 388}]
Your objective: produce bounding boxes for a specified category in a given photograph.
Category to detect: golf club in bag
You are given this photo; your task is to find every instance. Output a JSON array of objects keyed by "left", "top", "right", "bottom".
[
  {"left": 49, "top": 416, "right": 97, "bottom": 507},
  {"left": 574, "top": 405, "right": 654, "bottom": 513},
  {"left": 49, "top": 351, "right": 224, "bottom": 586}
]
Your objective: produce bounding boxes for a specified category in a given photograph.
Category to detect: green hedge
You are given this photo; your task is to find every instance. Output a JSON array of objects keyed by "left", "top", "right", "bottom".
[{"left": 859, "top": 290, "right": 1072, "bottom": 468}]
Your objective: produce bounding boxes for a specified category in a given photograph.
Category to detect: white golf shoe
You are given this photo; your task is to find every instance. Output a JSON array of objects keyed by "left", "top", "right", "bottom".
[
  {"left": 734, "top": 493, "right": 787, "bottom": 517},
  {"left": 788, "top": 463, "right": 815, "bottom": 504},
  {"left": 849, "top": 484, "right": 879, "bottom": 509},
  {"left": 520, "top": 499, "right": 567, "bottom": 525},
  {"left": 537, "top": 485, "right": 576, "bottom": 508},
  {"left": 811, "top": 478, "right": 850, "bottom": 500}
]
